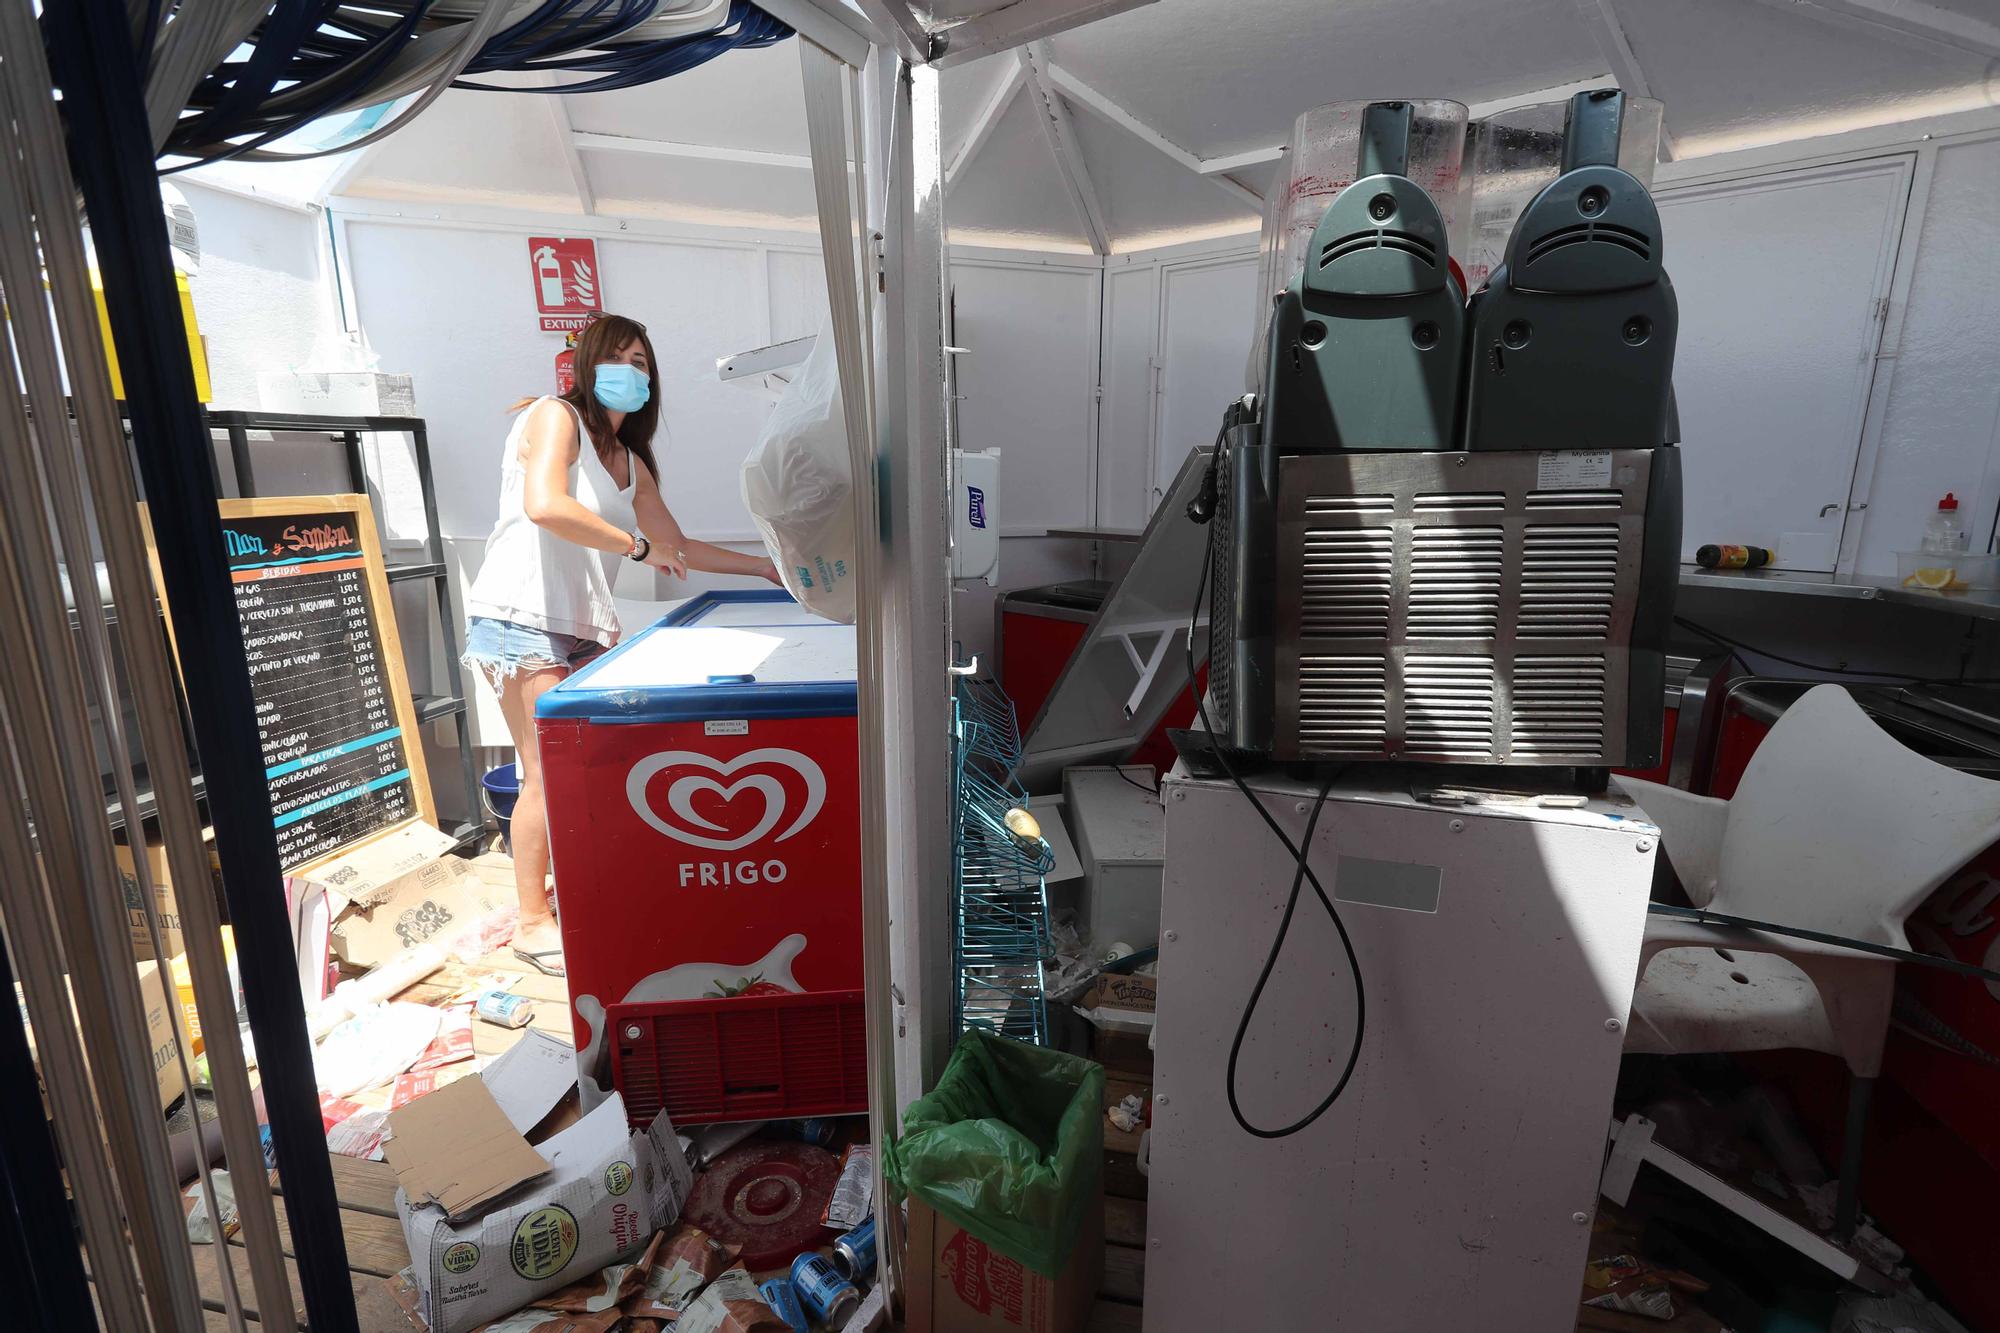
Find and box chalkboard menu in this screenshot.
[212,496,435,870]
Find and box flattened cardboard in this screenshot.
[386,1075,550,1219]
[397,1093,694,1333]
[329,849,510,969]
[483,1029,578,1136]
[304,820,457,911]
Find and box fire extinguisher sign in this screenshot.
[530,236,602,332]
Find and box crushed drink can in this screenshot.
[832,1213,876,1284]
[475,989,534,1028]
[779,1117,837,1147]
[790,1252,858,1325]
[759,1277,810,1333]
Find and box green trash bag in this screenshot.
[883,1030,1105,1279]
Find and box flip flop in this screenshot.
[513,946,566,979]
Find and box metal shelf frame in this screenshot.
[206,409,482,849]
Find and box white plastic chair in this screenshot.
[1615,684,2000,1238]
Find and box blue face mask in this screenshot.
[592,362,651,413]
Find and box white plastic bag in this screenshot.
[740,329,855,623]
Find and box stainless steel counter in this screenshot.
[1680,565,2000,623]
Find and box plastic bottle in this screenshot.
[1922,494,1961,554]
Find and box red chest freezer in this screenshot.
[537,592,865,1125]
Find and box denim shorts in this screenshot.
[463,616,607,688]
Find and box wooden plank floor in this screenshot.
[1093,1068,1151,1331]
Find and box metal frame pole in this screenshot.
[41,6,359,1328]
[0,916,100,1332]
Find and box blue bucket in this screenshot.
[481,763,521,849]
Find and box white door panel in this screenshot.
[1657,156,1910,571]
[1154,257,1259,501]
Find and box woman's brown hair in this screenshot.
[512,314,662,482]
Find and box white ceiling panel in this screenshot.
[564,40,809,154]
[1610,0,1992,155]
[946,88,1094,250]
[1043,0,1599,161]
[941,53,1021,164]
[339,90,582,212]
[587,151,822,230]
[1067,96,1259,250]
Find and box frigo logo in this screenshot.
[616,748,820,852]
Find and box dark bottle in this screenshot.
[1696,544,1772,570]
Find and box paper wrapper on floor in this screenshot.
[397,1094,694,1333]
[669,1267,790,1333]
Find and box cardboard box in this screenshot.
[905,1193,1103,1333]
[17,964,186,1114]
[137,959,187,1113]
[167,927,238,1057]
[1075,972,1156,1075]
[116,828,221,962]
[395,1088,692,1333]
[313,825,508,969]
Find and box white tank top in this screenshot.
[465,396,639,646]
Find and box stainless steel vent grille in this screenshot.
[1417,491,1504,511]
[1511,655,1608,755]
[1521,523,1618,638]
[1274,450,1654,765]
[1410,526,1502,638]
[1300,528,1393,637]
[1297,655,1388,752]
[1405,655,1496,757]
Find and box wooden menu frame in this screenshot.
[147,493,437,868]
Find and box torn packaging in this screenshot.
[398,1092,694,1333]
[674,1267,789,1333]
[624,1222,740,1320]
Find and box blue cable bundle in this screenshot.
[149,0,793,168]
[459,0,793,94]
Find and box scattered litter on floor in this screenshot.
[182,1169,237,1244]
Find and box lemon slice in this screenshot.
[1909,566,1961,590]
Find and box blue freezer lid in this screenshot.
[538,618,857,722]
[661,589,839,629]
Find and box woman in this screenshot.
[464,314,777,976]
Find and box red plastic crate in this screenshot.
[608,989,868,1128]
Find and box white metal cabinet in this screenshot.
[1655,155,1912,571]
[1062,765,1165,950]
[1145,774,1657,1329]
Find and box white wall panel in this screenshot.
[948,257,1102,533]
[1097,263,1160,531]
[1153,255,1259,498]
[1656,157,1910,570]
[1854,135,2000,572]
[178,183,330,410]
[342,218,786,542]
[767,249,830,343]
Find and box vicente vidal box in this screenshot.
[395,1091,692,1333]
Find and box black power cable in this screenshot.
[1184,542,1366,1138]
[1675,614,2000,687]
